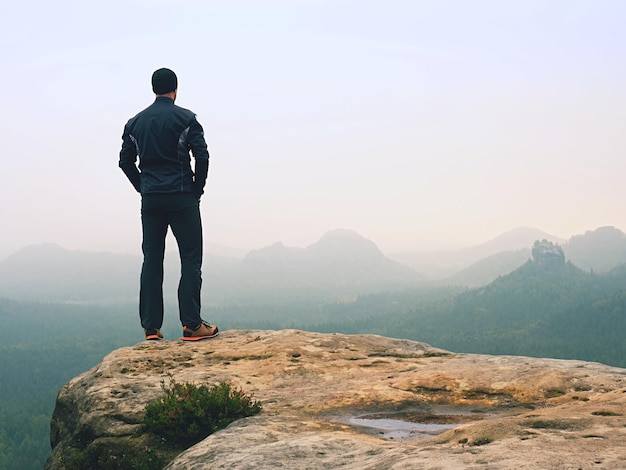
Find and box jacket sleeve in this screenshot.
[118,124,142,193]
[188,117,210,197]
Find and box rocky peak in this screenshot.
[532,239,566,267]
[46,330,626,469]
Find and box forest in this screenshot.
[309,260,626,367]
[0,300,141,470]
[1,255,626,469]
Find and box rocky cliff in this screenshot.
[46,330,626,469]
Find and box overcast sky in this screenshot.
[1,0,625,257]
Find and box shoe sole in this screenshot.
[145,335,162,340]
[182,331,219,341]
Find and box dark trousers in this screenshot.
[140,193,203,330]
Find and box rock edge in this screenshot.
[46,329,626,469]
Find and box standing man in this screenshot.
[119,68,219,341]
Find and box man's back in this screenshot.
[120,96,209,197]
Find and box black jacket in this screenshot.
[119,96,209,197]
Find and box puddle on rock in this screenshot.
[338,407,491,441]
[348,417,459,440]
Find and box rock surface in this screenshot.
[47,329,626,469]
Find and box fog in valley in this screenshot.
[2,2,626,468]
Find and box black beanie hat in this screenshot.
[152,68,178,94]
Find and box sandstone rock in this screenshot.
[532,239,566,267]
[46,329,626,469]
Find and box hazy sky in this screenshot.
[1,0,625,257]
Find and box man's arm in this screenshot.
[188,117,209,198]
[119,126,141,193]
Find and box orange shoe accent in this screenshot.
[182,323,219,341]
[145,328,163,340]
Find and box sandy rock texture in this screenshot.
[46,329,626,469]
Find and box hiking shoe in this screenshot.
[144,328,163,341]
[182,321,219,341]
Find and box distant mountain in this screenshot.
[445,248,531,287]
[239,229,424,294]
[0,230,423,303]
[4,226,625,303]
[388,227,564,279]
[472,226,564,254]
[563,226,626,272]
[307,229,421,287]
[391,226,626,284]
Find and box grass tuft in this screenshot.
[143,376,262,448]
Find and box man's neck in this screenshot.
[155,90,177,101]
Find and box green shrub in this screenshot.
[54,441,169,470]
[92,442,168,470]
[143,377,262,448]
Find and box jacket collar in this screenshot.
[154,96,174,104]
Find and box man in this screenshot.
[119,68,219,341]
